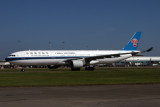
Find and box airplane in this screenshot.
[5,32,152,71]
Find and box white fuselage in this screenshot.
[6,50,138,66]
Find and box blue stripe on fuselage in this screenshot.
[5,56,88,61]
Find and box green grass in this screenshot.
[0,68,160,87]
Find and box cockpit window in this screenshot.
[9,54,16,57]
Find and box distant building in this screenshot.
[0,60,10,66]
[121,56,160,66]
[0,60,10,69]
[124,56,160,62]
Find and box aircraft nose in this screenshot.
[5,57,10,61]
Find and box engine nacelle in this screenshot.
[71,60,84,68]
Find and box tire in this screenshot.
[85,67,95,71]
[71,68,80,71]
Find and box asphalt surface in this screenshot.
[0,85,160,107]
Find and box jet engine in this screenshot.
[70,60,84,70]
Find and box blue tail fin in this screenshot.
[122,32,141,50]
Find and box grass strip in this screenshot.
[0,68,160,87]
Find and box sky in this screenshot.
[0,0,160,59]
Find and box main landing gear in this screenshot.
[71,67,81,71]
[71,66,95,71]
[85,66,95,71]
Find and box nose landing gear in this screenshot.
[21,68,25,72]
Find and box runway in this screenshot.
[0,84,160,107]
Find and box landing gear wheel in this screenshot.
[85,67,95,71]
[71,68,81,71]
[21,68,25,72]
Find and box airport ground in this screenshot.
[0,67,160,107]
[1,85,160,107]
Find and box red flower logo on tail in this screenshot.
[131,39,138,47]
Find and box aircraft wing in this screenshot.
[84,51,139,61]
[83,47,153,61]
[63,47,153,63]
[64,51,139,62]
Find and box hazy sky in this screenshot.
[0,0,160,59]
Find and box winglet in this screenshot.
[122,32,141,50]
[141,47,153,53]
